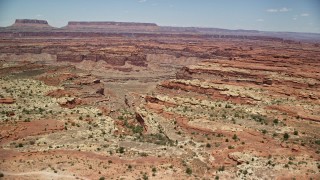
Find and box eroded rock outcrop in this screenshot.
[127,54,148,67]
[57,97,82,109]
[57,54,84,62]
[135,112,146,129]
[0,98,15,104]
[56,52,147,67]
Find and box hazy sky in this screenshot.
[0,0,319,33]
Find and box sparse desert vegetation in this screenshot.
[0,17,319,180]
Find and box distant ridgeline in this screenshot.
[0,19,318,42]
[67,21,158,27]
[65,21,160,32]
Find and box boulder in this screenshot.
[96,88,104,95]
[93,79,101,83]
[57,97,82,109]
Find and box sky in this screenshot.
[0,0,319,33]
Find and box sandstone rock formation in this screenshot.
[0,19,319,180]
[0,98,15,104]
[14,19,49,25]
[10,19,52,29]
[57,97,82,109]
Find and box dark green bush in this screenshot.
[283,133,289,140]
[186,167,192,175]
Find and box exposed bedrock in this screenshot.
[176,66,260,80]
[56,53,147,67]
[0,46,42,54]
[57,54,84,62]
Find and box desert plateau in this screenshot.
[0,11,320,180]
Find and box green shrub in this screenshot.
[283,133,289,140]
[152,167,156,173]
[132,125,143,134]
[143,174,148,180]
[118,147,125,154]
[218,166,225,171]
[251,114,266,123]
[232,134,238,141]
[186,167,192,175]
[225,104,232,108]
[140,152,148,157]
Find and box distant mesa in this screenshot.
[15,19,48,25]
[11,19,52,28]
